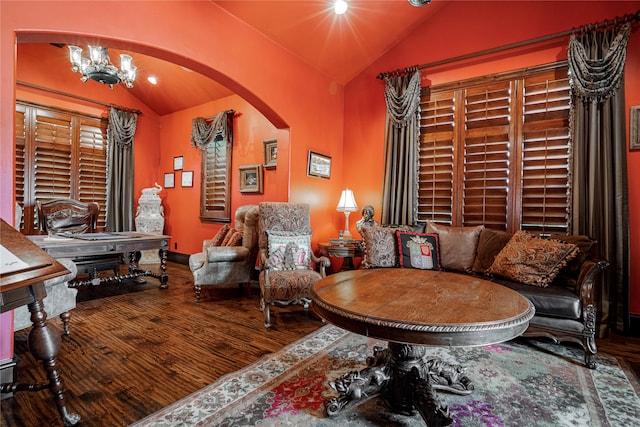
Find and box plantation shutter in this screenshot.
[462,82,513,230]
[15,104,27,230]
[520,70,571,234]
[200,137,232,222]
[418,89,455,224]
[78,117,109,230]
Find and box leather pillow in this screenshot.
[489,230,579,287]
[46,209,90,235]
[425,222,483,273]
[472,228,514,274]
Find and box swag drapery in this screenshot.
[106,107,138,232]
[191,111,233,149]
[568,23,631,335]
[380,69,422,225]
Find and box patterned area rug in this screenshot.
[132,325,640,426]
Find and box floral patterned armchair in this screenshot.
[258,202,330,328]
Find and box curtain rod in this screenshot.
[377,9,640,80]
[204,110,235,120]
[16,80,143,115]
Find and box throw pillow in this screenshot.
[220,227,237,246]
[396,231,441,270]
[210,224,231,247]
[46,209,91,235]
[360,225,411,268]
[471,228,514,274]
[224,230,244,246]
[425,222,483,273]
[266,230,312,270]
[488,230,580,287]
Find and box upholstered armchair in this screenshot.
[13,259,78,335]
[189,205,260,302]
[258,202,330,328]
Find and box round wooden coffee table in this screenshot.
[311,268,535,426]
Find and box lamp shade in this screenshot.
[336,189,358,212]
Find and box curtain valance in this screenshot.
[191,111,233,149]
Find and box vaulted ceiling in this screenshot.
[18,1,440,116]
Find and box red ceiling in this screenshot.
[17,1,439,116]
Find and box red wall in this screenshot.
[344,1,640,315]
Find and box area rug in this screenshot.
[132,325,640,427]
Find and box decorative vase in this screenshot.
[135,183,164,264]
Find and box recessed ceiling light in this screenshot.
[147,76,158,85]
[334,0,348,15]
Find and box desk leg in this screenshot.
[27,299,80,426]
[158,248,168,289]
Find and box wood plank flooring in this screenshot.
[2,261,640,426]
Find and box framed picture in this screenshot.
[307,150,331,179]
[239,164,263,193]
[181,170,193,187]
[631,106,640,150]
[173,156,184,170]
[164,172,175,188]
[263,138,277,169]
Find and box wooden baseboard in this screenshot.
[167,251,190,265]
[630,314,640,337]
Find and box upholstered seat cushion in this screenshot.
[492,276,581,319]
[259,269,322,301]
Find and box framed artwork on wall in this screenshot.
[263,138,277,169]
[631,106,640,150]
[307,150,331,179]
[239,164,263,193]
[173,156,184,170]
[181,171,193,187]
[164,172,175,188]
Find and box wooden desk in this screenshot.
[0,219,80,426]
[28,232,170,289]
[311,268,535,425]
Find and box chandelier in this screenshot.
[68,45,137,88]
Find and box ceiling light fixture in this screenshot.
[68,45,137,88]
[408,0,431,6]
[334,0,348,15]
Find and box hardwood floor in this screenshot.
[2,261,640,426]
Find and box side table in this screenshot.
[318,241,363,272]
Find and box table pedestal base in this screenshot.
[326,343,473,426]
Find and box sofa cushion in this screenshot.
[267,231,311,270]
[46,209,91,235]
[221,227,237,246]
[426,222,483,273]
[472,228,514,274]
[361,225,417,268]
[492,276,581,319]
[547,234,595,275]
[489,230,579,287]
[224,230,244,246]
[396,231,441,270]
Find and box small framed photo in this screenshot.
[631,106,640,150]
[263,138,277,169]
[307,150,331,179]
[239,164,263,194]
[181,170,193,187]
[173,156,184,170]
[164,172,175,189]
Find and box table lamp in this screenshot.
[336,188,358,239]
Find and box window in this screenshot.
[199,113,233,223]
[15,101,108,234]
[418,63,571,234]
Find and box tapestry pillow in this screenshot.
[221,227,237,246]
[360,225,413,268]
[488,230,580,287]
[396,231,441,270]
[425,222,483,273]
[546,234,595,275]
[471,228,514,274]
[224,230,244,247]
[267,230,312,270]
[210,224,231,247]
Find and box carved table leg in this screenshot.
[325,342,473,426]
[27,299,80,426]
[158,248,168,289]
